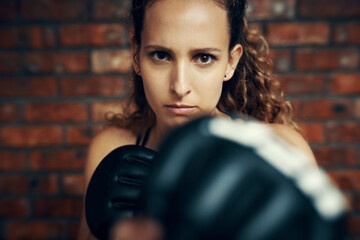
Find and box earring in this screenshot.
[225,75,227,78]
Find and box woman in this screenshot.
[78,0,316,239]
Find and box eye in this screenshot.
[195,54,216,65]
[151,51,170,62]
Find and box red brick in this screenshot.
[0,2,16,21]
[313,147,356,167]
[246,0,295,20]
[330,74,360,95]
[59,24,125,47]
[66,125,102,146]
[91,101,125,122]
[91,50,132,73]
[21,0,87,21]
[290,99,300,117]
[0,103,18,122]
[70,222,80,240]
[348,215,360,235]
[278,74,324,94]
[248,23,263,34]
[0,176,30,195]
[30,27,55,49]
[34,197,82,217]
[62,174,84,195]
[354,194,360,211]
[25,102,88,123]
[0,27,16,47]
[267,23,329,46]
[293,99,352,120]
[92,0,131,20]
[5,221,66,240]
[297,122,325,143]
[299,0,360,19]
[0,26,55,49]
[1,126,62,147]
[0,77,57,98]
[0,151,27,171]
[356,98,360,119]
[340,193,353,212]
[334,23,360,45]
[30,149,86,171]
[0,52,20,74]
[24,52,89,74]
[60,76,124,97]
[327,170,360,191]
[0,199,30,218]
[326,122,360,143]
[269,49,292,72]
[295,49,358,71]
[31,174,59,195]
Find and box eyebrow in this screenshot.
[144,45,223,55]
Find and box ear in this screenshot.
[224,44,243,81]
[129,26,141,76]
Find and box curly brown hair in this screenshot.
[107,0,298,134]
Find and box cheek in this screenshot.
[140,66,168,105]
[196,71,225,98]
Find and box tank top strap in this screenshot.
[135,133,141,146]
[135,127,152,147]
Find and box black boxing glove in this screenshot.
[85,145,157,240]
[140,117,347,240]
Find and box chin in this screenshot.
[170,117,192,127]
[163,115,194,130]
[158,110,213,130]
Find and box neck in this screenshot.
[145,121,172,151]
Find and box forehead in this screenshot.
[142,0,229,49]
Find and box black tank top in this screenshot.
[135,127,151,147]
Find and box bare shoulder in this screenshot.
[269,124,317,165]
[89,126,136,157]
[84,127,137,189]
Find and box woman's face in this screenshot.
[135,0,242,129]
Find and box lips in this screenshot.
[165,104,196,115]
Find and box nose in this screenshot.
[170,61,191,98]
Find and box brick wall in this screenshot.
[0,0,359,239]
